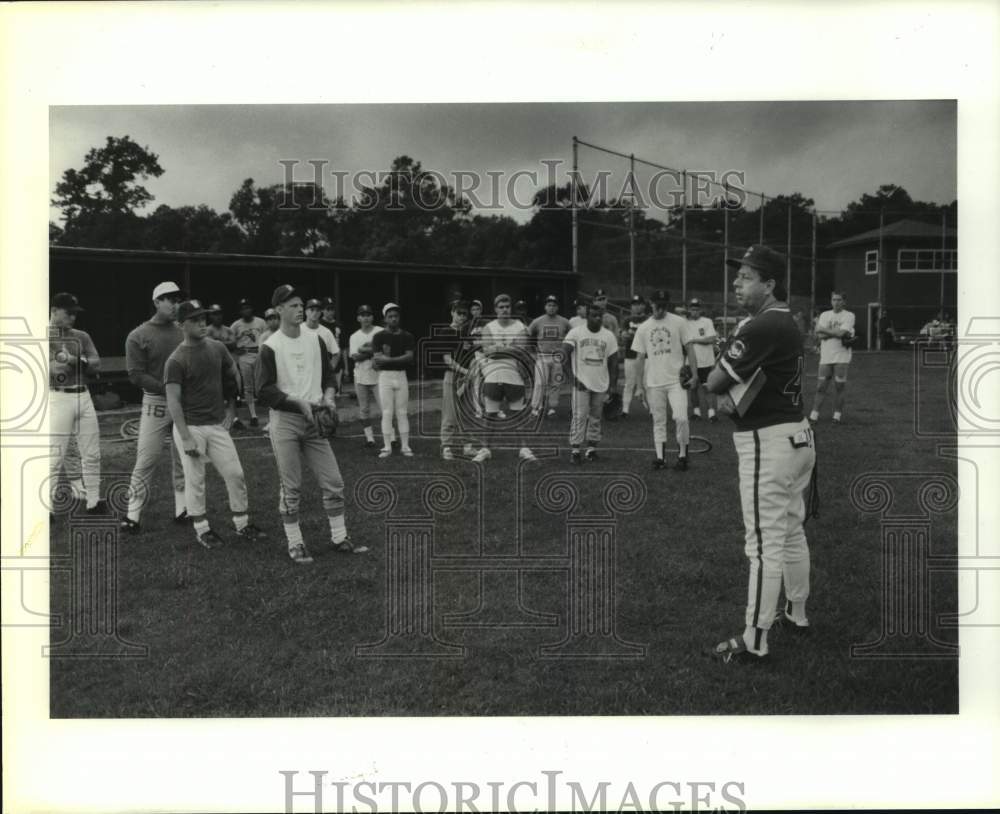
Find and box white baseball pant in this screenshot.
[622,357,645,413]
[645,384,690,450]
[49,389,101,507]
[531,352,564,411]
[569,387,605,446]
[378,370,409,444]
[172,423,249,519]
[126,394,186,521]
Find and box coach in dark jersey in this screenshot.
[705,244,816,664]
[165,300,266,549]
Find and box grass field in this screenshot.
[49,351,958,716]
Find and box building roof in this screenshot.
[828,218,957,249]
[49,245,578,278]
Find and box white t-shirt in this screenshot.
[817,308,856,365]
[480,319,531,385]
[263,329,324,402]
[632,313,692,388]
[349,327,379,386]
[564,325,619,393]
[568,315,587,330]
[302,323,337,358]
[687,316,718,368]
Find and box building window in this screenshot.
[865,249,878,275]
[898,248,958,273]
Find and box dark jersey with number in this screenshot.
[372,329,416,371]
[718,306,804,431]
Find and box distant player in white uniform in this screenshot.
[809,291,855,424]
[165,300,266,549]
[592,288,620,337]
[121,281,187,532]
[348,303,380,449]
[303,298,339,378]
[562,303,619,463]
[467,299,487,419]
[230,297,267,429]
[372,303,416,458]
[686,298,719,422]
[473,293,537,463]
[568,299,588,329]
[632,289,700,471]
[619,294,648,419]
[48,292,104,513]
[528,294,571,417]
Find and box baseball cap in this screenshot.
[382,302,401,316]
[264,308,279,319]
[652,289,671,304]
[594,288,608,298]
[545,295,559,305]
[305,298,323,309]
[494,293,511,306]
[471,299,483,309]
[152,281,181,301]
[271,284,298,307]
[356,304,374,316]
[51,292,83,312]
[451,299,470,312]
[688,298,702,307]
[321,297,335,308]
[176,300,207,322]
[238,297,253,308]
[208,303,223,313]
[726,244,785,280]
[630,294,644,305]
[514,300,526,309]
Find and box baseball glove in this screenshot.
[679,364,695,389]
[312,403,339,438]
[603,391,622,420]
[840,333,857,349]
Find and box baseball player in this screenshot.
[619,294,648,419]
[348,304,380,449]
[705,244,815,663]
[320,297,345,394]
[303,298,339,372]
[513,299,529,326]
[165,300,266,548]
[686,298,719,422]
[562,302,619,463]
[256,284,367,564]
[632,289,700,471]
[440,299,483,460]
[48,292,104,513]
[467,299,487,419]
[230,297,267,429]
[120,281,187,532]
[568,299,588,329]
[260,308,280,344]
[592,288,621,336]
[372,303,416,458]
[528,294,571,417]
[809,291,856,424]
[206,304,237,353]
[473,293,537,463]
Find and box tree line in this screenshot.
[50,136,957,296]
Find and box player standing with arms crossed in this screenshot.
[49,292,104,513]
[705,245,815,663]
[348,304,381,449]
[562,302,619,463]
[257,284,367,564]
[165,300,266,549]
[808,291,855,424]
[230,297,266,430]
[319,298,345,396]
[619,294,648,419]
[121,281,186,532]
[206,304,237,353]
[474,293,537,463]
[632,290,700,471]
[439,299,483,460]
[686,298,719,422]
[373,303,416,458]
[528,295,571,418]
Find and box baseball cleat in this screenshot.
[710,636,769,665]
[231,419,246,431]
[530,408,541,418]
[691,412,702,421]
[518,447,537,462]
[249,417,260,428]
[570,449,582,465]
[85,500,109,515]
[441,447,455,461]
[378,447,392,459]
[119,518,141,533]
[546,408,557,417]
[196,529,224,550]
[173,510,190,524]
[673,456,689,471]
[401,447,415,457]
[235,523,267,541]
[332,536,369,554]
[709,413,718,423]
[288,543,314,565]
[584,447,598,462]
[652,458,665,471]
[619,412,628,421]
[472,447,492,463]
[777,601,811,632]
[497,411,507,419]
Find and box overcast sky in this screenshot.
[49,101,956,225]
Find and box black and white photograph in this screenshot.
[3,3,999,813]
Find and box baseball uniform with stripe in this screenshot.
[528,313,571,412]
[230,315,267,418]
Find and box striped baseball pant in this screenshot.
[733,420,815,631]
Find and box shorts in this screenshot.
[817,363,849,381]
[697,366,712,385]
[482,381,526,412]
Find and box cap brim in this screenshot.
[182,310,208,321]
